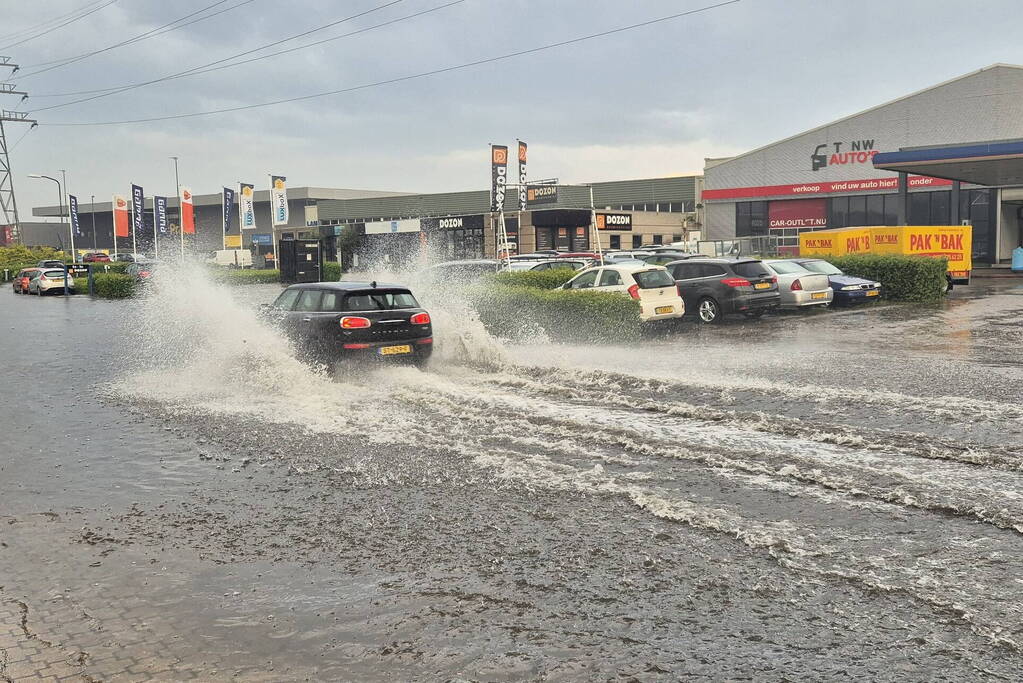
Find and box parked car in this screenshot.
[636,251,693,266]
[266,281,433,366]
[82,252,111,263]
[763,260,833,308]
[28,269,75,295]
[126,262,159,283]
[208,249,253,268]
[509,251,559,260]
[11,267,41,294]
[665,258,780,323]
[36,259,66,269]
[111,253,147,263]
[526,259,590,271]
[555,252,601,260]
[421,259,500,282]
[788,259,882,305]
[560,264,685,322]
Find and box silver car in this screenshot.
[28,268,75,295]
[763,260,832,308]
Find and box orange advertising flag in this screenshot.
[180,187,195,234]
[112,194,130,238]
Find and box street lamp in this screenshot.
[27,173,71,297]
[170,156,182,259]
[90,194,97,250]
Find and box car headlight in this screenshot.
[873,282,881,288]
[840,285,860,291]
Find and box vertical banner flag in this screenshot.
[113,194,130,237]
[222,187,235,234]
[271,175,288,226]
[131,184,144,238]
[239,183,256,230]
[68,194,82,236]
[490,145,508,212]
[155,196,168,235]
[180,187,195,234]
[517,141,527,211]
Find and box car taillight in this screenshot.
[790,278,803,291]
[677,284,683,297]
[140,271,151,278]
[627,284,640,299]
[415,337,433,345]
[342,343,371,349]
[409,312,431,325]
[339,316,371,329]
[770,276,777,284]
[721,277,751,288]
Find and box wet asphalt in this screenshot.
[1,275,1022,681]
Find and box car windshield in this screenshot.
[801,260,843,275]
[768,261,810,275]
[342,291,419,311]
[633,269,675,288]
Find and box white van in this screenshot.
[209,249,253,268]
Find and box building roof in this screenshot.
[708,64,1023,171]
[872,138,1023,186]
[32,186,409,217]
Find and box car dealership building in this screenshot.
[702,64,1023,267]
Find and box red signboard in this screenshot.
[0,225,12,246]
[768,199,827,229]
[703,175,953,201]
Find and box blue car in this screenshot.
[789,259,881,304]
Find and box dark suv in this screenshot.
[267,282,433,365]
[666,258,780,323]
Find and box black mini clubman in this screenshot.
[266,281,433,365]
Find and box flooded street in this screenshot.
[3,275,1023,681]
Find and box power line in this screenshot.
[32,0,460,108]
[45,0,742,127]
[0,0,119,52]
[30,0,409,104]
[20,0,255,77]
[0,0,111,43]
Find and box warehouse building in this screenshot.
[702,64,1023,267]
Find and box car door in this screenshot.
[595,268,628,294]
[267,287,302,337]
[669,262,704,310]
[290,289,324,343]
[564,269,598,290]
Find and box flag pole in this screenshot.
[223,188,228,251]
[112,196,118,259]
[172,157,183,260]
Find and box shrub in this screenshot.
[92,273,135,298]
[826,254,948,303]
[491,269,578,290]
[322,261,341,281]
[0,245,68,270]
[216,268,281,284]
[469,284,643,342]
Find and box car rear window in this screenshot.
[43,270,66,278]
[732,261,771,278]
[767,261,808,275]
[341,291,419,311]
[633,269,675,288]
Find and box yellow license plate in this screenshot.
[866,290,879,296]
[754,282,771,290]
[655,306,674,315]
[811,292,828,300]
[379,345,412,355]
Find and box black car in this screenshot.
[36,259,66,269]
[636,251,693,266]
[666,258,780,323]
[267,282,433,365]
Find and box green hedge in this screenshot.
[322,261,341,281]
[214,268,281,284]
[827,254,948,303]
[92,273,135,298]
[491,269,577,290]
[470,284,643,342]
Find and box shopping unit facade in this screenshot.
[702,64,1023,266]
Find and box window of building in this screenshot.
[848,195,867,225]
[736,201,768,237]
[829,196,849,228]
[930,191,950,225]
[883,194,899,225]
[632,234,642,248]
[909,192,930,224]
[866,194,884,225]
[672,234,683,243]
[609,234,621,249]
[652,234,663,245]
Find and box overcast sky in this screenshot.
[2,0,1022,218]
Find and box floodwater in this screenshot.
[2,267,1023,681]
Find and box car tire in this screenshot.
[696,297,721,324]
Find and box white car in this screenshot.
[561,264,685,322]
[208,249,253,268]
[28,268,75,295]
[763,259,833,308]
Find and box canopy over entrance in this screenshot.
[873,139,1023,186]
